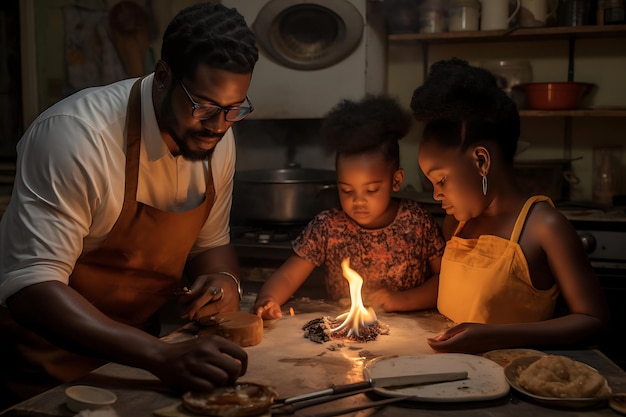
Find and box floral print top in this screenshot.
[293,199,445,300]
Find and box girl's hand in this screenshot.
[254,297,283,320]
[427,322,494,353]
[364,288,396,312]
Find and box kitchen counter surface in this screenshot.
[2,298,625,417]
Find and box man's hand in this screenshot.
[180,273,240,320]
[151,334,247,393]
[6,281,247,393]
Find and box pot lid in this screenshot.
[235,168,337,183]
[253,0,364,70]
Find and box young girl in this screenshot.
[254,95,445,319]
[412,58,609,353]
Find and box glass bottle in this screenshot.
[559,0,593,26]
[592,146,621,206]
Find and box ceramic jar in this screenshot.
[519,0,559,27]
[449,0,481,31]
[480,0,521,30]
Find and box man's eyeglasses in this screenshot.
[177,78,254,122]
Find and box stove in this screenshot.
[230,225,302,261]
[229,224,327,298]
[559,205,626,370]
[238,228,298,244]
[559,206,626,268]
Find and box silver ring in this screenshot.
[210,287,224,302]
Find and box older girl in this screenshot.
[413,58,609,353]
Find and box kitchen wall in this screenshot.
[12,0,626,203]
[16,0,352,175]
[387,37,626,202]
[232,34,626,204]
[19,0,202,128]
[231,119,335,172]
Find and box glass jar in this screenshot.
[478,60,533,93]
[559,0,594,26]
[419,0,447,33]
[385,0,421,34]
[602,0,626,24]
[592,146,622,206]
[477,60,533,109]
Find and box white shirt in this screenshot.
[0,74,235,305]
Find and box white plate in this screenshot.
[504,355,612,408]
[363,354,509,402]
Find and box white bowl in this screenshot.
[65,385,117,412]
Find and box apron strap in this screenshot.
[123,78,143,204]
[509,195,554,243]
[452,220,465,237]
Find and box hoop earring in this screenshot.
[482,175,488,196]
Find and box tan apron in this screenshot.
[0,78,216,403]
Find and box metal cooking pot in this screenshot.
[231,168,339,225]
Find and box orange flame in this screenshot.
[331,258,377,337]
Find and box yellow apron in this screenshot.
[437,195,559,324]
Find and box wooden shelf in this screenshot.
[390,24,626,163]
[389,25,626,43]
[390,25,626,119]
[519,109,626,117]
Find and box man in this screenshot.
[0,2,258,407]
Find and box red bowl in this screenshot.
[519,82,595,110]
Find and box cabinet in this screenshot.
[388,25,626,200]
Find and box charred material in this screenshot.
[302,316,389,344]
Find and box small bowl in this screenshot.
[517,81,595,110]
[65,385,117,412]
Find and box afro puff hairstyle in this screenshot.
[410,58,520,163]
[321,94,413,170]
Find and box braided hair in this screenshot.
[321,95,413,171]
[410,58,520,163]
[161,2,258,80]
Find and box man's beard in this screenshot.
[160,91,221,161]
[170,130,220,161]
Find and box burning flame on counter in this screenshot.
[330,258,377,337]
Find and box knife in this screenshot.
[282,371,468,404]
